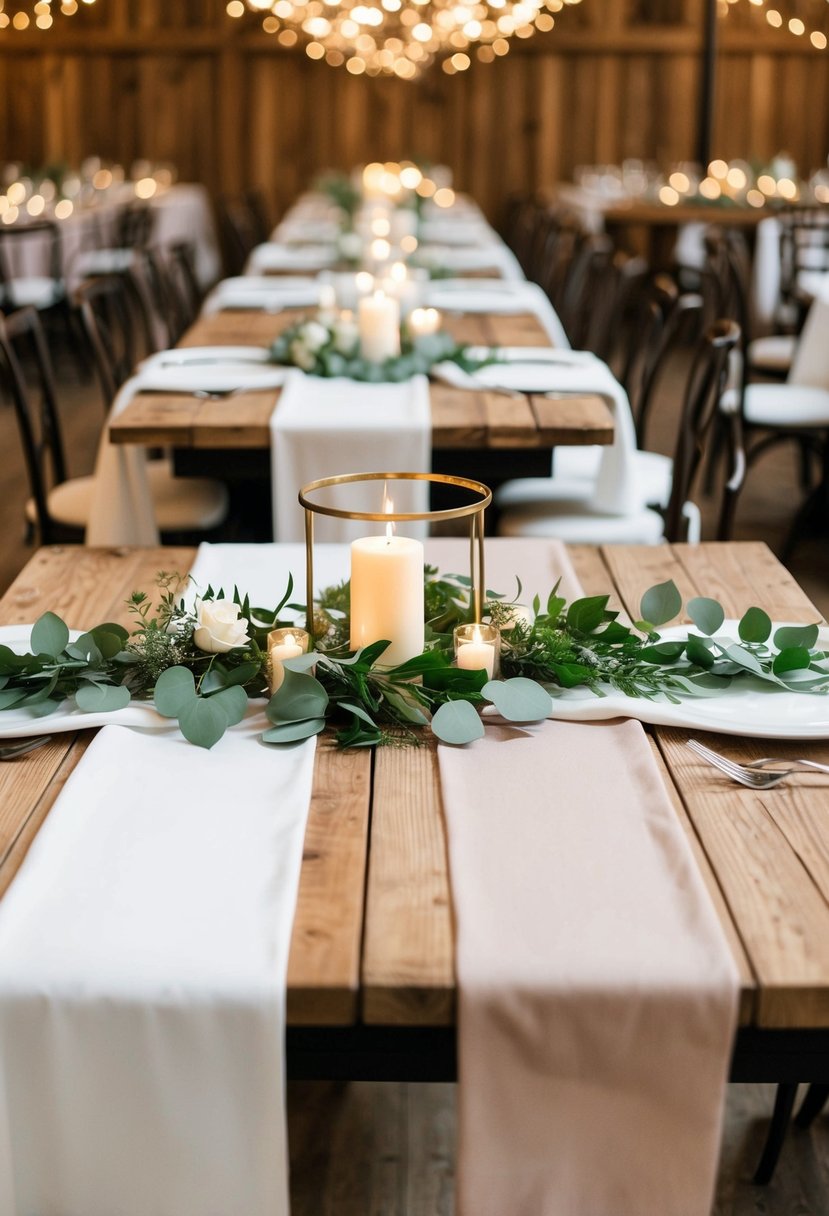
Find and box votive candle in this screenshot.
[454,623,500,679]
[268,627,310,695]
[408,307,441,338]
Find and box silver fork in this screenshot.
[686,738,829,789]
[0,736,53,761]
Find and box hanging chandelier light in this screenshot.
[0,0,97,30]
[227,0,581,78]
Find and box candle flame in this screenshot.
[472,624,483,644]
[283,632,296,646]
[383,485,395,540]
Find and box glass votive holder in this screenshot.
[454,623,500,680]
[268,627,311,695]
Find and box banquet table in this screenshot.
[2,538,829,1087]
[107,307,615,482]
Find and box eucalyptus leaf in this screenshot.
[88,626,129,659]
[687,596,725,636]
[262,718,326,744]
[0,687,32,710]
[431,699,485,745]
[31,612,70,658]
[773,623,820,651]
[382,687,430,726]
[739,606,772,644]
[282,652,320,674]
[686,634,715,669]
[481,677,552,722]
[772,647,812,676]
[640,581,682,628]
[268,668,329,723]
[75,683,131,713]
[154,666,197,717]
[208,685,248,727]
[336,701,379,729]
[566,595,610,634]
[178,697,230,749]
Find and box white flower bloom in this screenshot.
[301,320,330,353]
[332,317,359,355]
[193,598,250,654]
[338,232,362,261]
[289,339,316,371]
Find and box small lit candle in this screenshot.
[358,290,401,363]
[454,623,500,679]
[370,237,392,273]
[318,283,336,321]
[350,509,424,667]
[408,306,441,338]
[268,627,310,695]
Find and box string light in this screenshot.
[0,0,97,31]
[227,0,580,77]
[723,0,829,49]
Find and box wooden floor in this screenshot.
[3,336,829,1213]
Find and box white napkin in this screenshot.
[0,702,315,1216]
[433,350,641,515]
[139,345,272,371]
[417,243,525,281]
[136,364,287,394]
[202,275,322,316]
[271,370,431,542]
[245,242,335,274]
[425,281,571,349]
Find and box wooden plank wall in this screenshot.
[1,0,827,226]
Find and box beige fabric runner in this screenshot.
[438,539,738,1216]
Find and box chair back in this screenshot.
[662,318,741,543]
[168,241,203,333]
[780,209,829,302]
[217,196,260,276]
[0,220,64,310]
[630,276,702,448]
[73,275,143,406]
[788,294,829,388]
[0,307,70,542]
[115,202,156,251]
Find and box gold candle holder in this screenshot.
[454,623,500,680]
[298,472,492,644]
[268,627,311,695]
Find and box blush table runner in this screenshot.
[436,537,739,1216]
[0,547,318,1216]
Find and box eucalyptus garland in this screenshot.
[0,570,825,750]
[268,317,492,383]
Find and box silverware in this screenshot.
[192,387,250,400]
[686,738,829,789]
[0,736,53,760]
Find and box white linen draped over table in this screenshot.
[0,702,316,1216]
[438,537,739,1216]
[434,350,641,515]
[271,370,431,542]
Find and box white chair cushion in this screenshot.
[747,335,796,374]
[1,277,64,310]
[743,384,829,428]
[498,497,666,545]
[497,449,673,511]
[27,461,228,534]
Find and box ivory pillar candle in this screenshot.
[350,534,424,666]
[358,290,401,362]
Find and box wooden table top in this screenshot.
[108,308,614,452]
[2,541,829,1034]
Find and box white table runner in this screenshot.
[0,634,316,1216]
[270,370,431,542]
[439,538,739,1216]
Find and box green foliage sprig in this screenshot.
[268,316,494,383]
[0,572,825,751]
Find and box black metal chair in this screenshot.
[0,219,66,315]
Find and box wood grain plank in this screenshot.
[363,743,454,1026]
[530,393,614,446]
[287,738,371,1026]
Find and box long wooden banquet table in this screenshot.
[2,539,829,1087]
[107,308,615,487]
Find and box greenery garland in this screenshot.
[0,570,826,750]
[268,316,493,383]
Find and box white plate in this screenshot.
[139,346,271,371]
[0,626,170,738]
[542,621,829,739]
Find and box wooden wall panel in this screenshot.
[1,0,827,227]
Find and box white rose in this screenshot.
[338,232,362,261]
[301,320,330,353]
[193,598,250,653]
[289,339,316,371]
[332,317,359,355]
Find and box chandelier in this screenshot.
[0,0,96,29]
[227,0,581,78]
